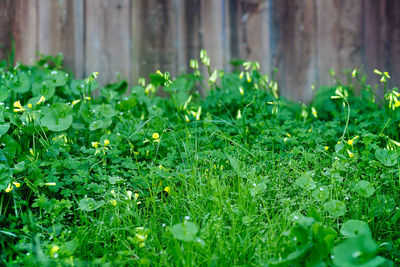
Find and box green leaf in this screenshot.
[312,186,329,202]
[70,79,85,95]
[335,142,345,152]
[41,112,73,132]
[78,198,98,212]
[225,153,241,174]
[332,235,387,267]
[355,181,375,198]
[375,148,397,167]
[0,123,10,137]
[100,104,117,118]
[170,221,198,242]
[295,170,316,190]
[0,85,10,101]
[341,220,372,238]
[13,72,31,93]
[32,81,55,99]
[89,120,104,131]
[324,200,346,217]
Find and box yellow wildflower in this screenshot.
[50,245,59,254]
[196,107,201,121]
[28,103,32,108]
[164,186,171,194]
[152,133,160,139]
[347,150,354,158]
[324,146,329,151]
[91,141,100,148]
[239,86,244,96]
[103,139,110,146]
[45,182,56,186]
[85,96,91,100]
[286,133,291,138]
[13,100,25,112]
[72,99,81,106]
[185,115,190,122]
[110,199,117,206]
[5,183,13,193]
[311,107,318,118]
[237,109,242,119]
[36,96,46,105]
[13,182,21,188]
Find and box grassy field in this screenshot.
[0,52,399,266]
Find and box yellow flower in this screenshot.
[13,182,21,188]
[110,199,117,206]
[196,107,202,121]
[164,186,171,194]
[5,183,13,193]
[135,233,147,242]
[286,133,291,138]
[91,141,100,148]
[28,103,32,108]
[134,193,139,201]
[239,86,244,95]
[324,146,329,151]
[239,72,244,79]
[347,149,354,158]
[93,72,99,79]
[50,245,59,254]
[72,99,81,106]
[185,115,190,122]
[103,139,110,146]
[237,109,242,119]
[13,100,25,112]
[85,96,91,100]
[311,107,318,118]
[152,133,160,140]
[45,182,56,186]
[36,96,46,105]
[283,137,288,143]
[347,139,354,146]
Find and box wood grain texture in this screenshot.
[317,0,363,87]
[38,0,84,77]
[12,0,38,65]
[270,0,317,101]
[86,0,130,85]
[0,0,15,61]
[132,0,178,84]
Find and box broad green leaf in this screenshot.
[355,180,375,197]
[375,148,397,167]
[0,123,10,137]
[41,112,73,132]
[78,198,97,212]
[89,120,104,131]
[312,186,329,202]
[295,171,316,190]
[170,221,198,242]
[13,72,31,93]
[332,235,387,267]
[340,220,371,238]
[32,81,55,99]
[0,85,10,101]
[324,200,346,217]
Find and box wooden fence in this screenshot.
[0,0,399,102]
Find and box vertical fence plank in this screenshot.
[364,0,400,91]
[132,0,178,85]
[38,0,84,77]
[13,0,38,65]
[86,0,130,85]
[270,0,317,101]
[201,0,225,71]
[317,0,363,87]
[0,0,15,61]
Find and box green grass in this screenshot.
[0,52,399,266]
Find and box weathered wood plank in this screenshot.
[364,0,400,91]
[38,0,84,77]
[270,0,317,102]
[132,0,178,84]
[86,0,130,85]
[12,0,38,65]
[317,0,363,87]
[0,0,16,61]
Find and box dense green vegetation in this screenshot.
[0,51,399,266]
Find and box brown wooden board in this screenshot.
[86,0,130,85]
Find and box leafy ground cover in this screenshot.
[0,52,399,266]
